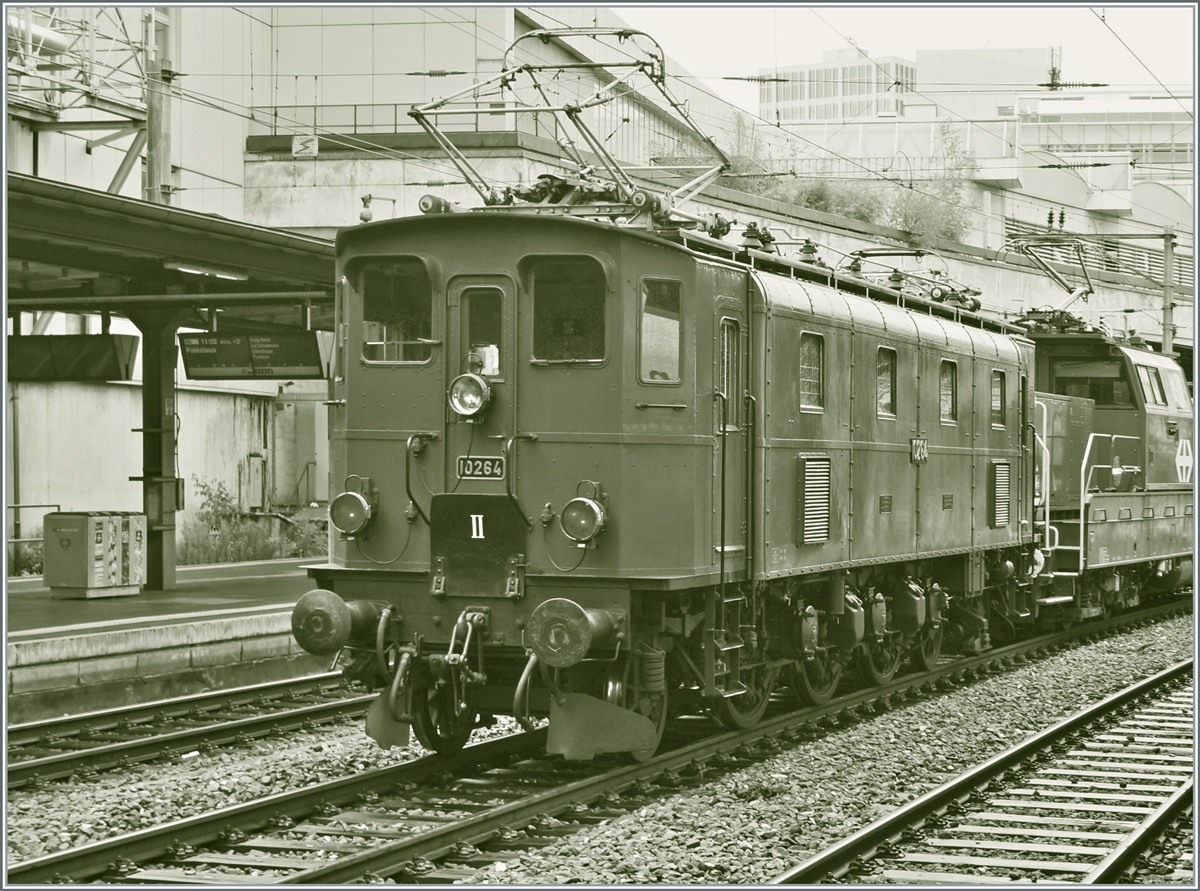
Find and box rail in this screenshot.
[1031,402,1054,558]
[6,502,61,541]
[771,658,1194,884]
[8,600,1188,884]
[6,503,60,576]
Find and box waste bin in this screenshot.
[43,512,146,599]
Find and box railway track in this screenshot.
[771,659,1194,885]
[7,673,373,788]
[8,599,1188,884]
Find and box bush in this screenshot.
[9,526,44,577]
[177,477,327,565]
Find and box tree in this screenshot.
[883,121,977,244]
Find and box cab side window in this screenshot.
[1136,365,1168,406]
[799,332,825,410]
[991,370,1006,426]
[530,257,606,362]
[1162,366,1192,410]
[877,347,896,417]
[939,360,958,423]
[639,279,681,383]
[361,259,433,363]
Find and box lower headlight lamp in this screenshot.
[560,497,607,543]
[330,491,373,536]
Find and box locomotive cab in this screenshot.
[1027,321,1193,617]
[294,213,759,759]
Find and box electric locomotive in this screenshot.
[289,28,1193,761]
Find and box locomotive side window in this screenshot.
[361,259,434,363]
[1161,365,1191,410]
[639,279,681,383]
[991,370,1006,426]
[465,288,503,376]
[530,257,605,362]
[799,332,824,410]
[939,360,958,422]
[876,347,896,417]
[719,318,740,427]
[1136,365,1168,406]
[1052,359,1134,406]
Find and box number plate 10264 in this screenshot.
[457,456,506,480]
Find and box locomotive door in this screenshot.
[444,276,515,489]
[713,305,748,570]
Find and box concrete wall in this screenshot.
[6,380,277,538]
[6,612,333,723]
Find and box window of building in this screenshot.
[877,347,896,417]
[1052,359,1134,406]
[530,257,606,362]
[1136,365,1168,406]
[361,258,433,363]
[800,332,825,410]
[639,279,681,383]
[939,360,957,422]
[991,370,1006,426]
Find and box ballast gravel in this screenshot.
[5,615,1193,882]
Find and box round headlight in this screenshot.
[560,497,607,542]
[330,491,373,535]
[449,373,492,417]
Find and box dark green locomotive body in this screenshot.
[293,211,1192,759]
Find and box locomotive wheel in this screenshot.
[855,635,904,686]
[410,676,476,755]
[786,653,844,707]
[605,660,668,762]
[909,625,943,673]
[715,665,778,729]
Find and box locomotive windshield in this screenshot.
[1052,358,1134,406]
[360,258,434,363]
[529,257,606,362]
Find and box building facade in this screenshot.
[758,48,916,123]
[6,8,1194,558]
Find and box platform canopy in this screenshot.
[6,172,335,331]
[6,172,339,591]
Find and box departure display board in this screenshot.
[7,334,139,382]
[179,332,331,380]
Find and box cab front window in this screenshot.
[1053,359,1134,406]
[361,258,434,363]
[530,257,606,363]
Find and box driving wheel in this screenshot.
[715,664,778,729]
[787,651,844,707]
[910,624,943,672]
[410,675,476,755]
[605,657,669,762]
[855,634,905,686]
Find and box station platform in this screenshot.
[6,559,333,724]
[7,557,313,638]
